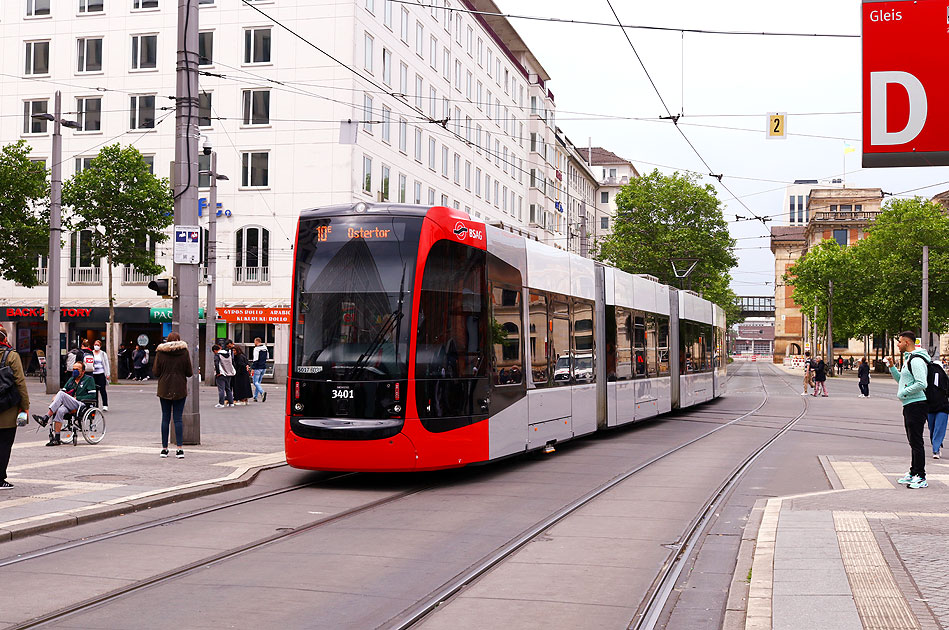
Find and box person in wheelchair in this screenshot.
[33,361,97,446]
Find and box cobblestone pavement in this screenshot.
[883,519,949,628]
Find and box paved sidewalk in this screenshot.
[742,456,949,630]
[0,378,287,540]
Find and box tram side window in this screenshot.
[605,306,617,381]
[657,316,670,375]
[572,299,594,383]
[703,324,714,371]
[550,297,570,386]
[633,311,646,378]
[680,322,694,375]
[614,306,632,381]
[645,313,658,377]
[528,292,548,385]
[491,285,523,385]
[415,239,487,418]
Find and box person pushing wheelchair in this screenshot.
[33,361,97,446]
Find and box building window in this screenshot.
[79,0,105,13]
[198,92,212,127]
[414,127,422,162]
[76,97,101,132]
[384,0,393,29]
[475,167,481,196]
[198,153,211,188]
[25,41,50,75]
[70,230,97,274]
[129,95,156,129]
[399,118,407,153]
[399,62,408,96]
[441,145,449,177]
[430,36,437,69]
[428,188,435,205]
[601,217,609,230]
[381,106,391,143]
[428,137,436,170]
[242,89,270,125]
[381,165,390,200]
[235,226,270,284]
[833,229,848,247]
[241,152,269,188]
[363,94,373,133]
[465,161,471,190]
[399,173,406,202]
[797,195,804,223]
[23,100,48,134]
[416,22,424,56]
[600,191,608,204]
[414,180,422,204]
[77,37,103,73]
[401,7,410,42]
[365,0,374,14]
[75,156,94,174]
[27,0,51,16]
[362,155,372,193]
[453,153,460,184]
[415,75,423,110]
[131,34,158,70]
[244,28,272,64]
[788,196,795,223]
[133,0,159,8]
[198,31,214,66]
[364,33,374,73]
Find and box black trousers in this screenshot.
[0,426,16,483]
[859,383,869,396]
[93,373,108,406]
[904,401,928,479]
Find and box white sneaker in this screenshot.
[102,406,108,411]
[935,452,941,459]
[214,403,225,408]
[800,392,809,396]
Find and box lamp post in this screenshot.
[199,149,228,385]
[33,91,80,394]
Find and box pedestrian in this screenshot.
[90,339,110,411]
[886,331,931,489]
[231,344,252,405]
[836,356,844,375]
[858,357,870,398]
[117,343,130,379]
[801,351,814,396]
[80,339,95,374]
[921,355,949,460]
[0,326,30,489]
[251,337,268,402]
[213,343,235,408]
[849,357,855,370]
[152,332,192,459]
[814,356,828,396]
[132,344,148,381]
[34,361,97,446]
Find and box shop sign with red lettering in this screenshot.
[862,0,949,167]
[217,308,291,324]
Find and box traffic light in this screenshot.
[147,277,175,299]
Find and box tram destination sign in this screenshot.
[862,0,949,167]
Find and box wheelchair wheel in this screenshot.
[81,407,106,444]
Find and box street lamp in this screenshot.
[198,144,228,385]
[36,91,80,394]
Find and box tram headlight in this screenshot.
[293,402,304,412]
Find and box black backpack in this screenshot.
[908,355,949,412]
[0,347,23,413]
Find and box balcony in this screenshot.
[33,267,48,285]
[235,266,270,284]
[123,266,155,285]
[69,266,101,285]
[812,210,880,222]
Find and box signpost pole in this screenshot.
[46,91,63,395]
[204,151,218,386]
[173,0,200,445]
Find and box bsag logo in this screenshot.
[453,222,469,239]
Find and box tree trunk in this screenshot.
[108,257,117,384]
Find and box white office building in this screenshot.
[0,0,621,379]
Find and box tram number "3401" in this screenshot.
[332,388,355,400]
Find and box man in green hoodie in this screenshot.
[886,331,931,489]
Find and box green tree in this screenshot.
[62,144,173,382]
[0,140,49,287]
[595,169,739,318]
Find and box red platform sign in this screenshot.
[862,0,949,167]
[217,308,290,324]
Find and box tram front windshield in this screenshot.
[293,216,421,381]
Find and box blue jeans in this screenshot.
[928,411,948,455]
[252,368,265,399]
[160,397,186,449]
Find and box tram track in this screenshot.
[382,362,795,630]
[3,361,786,630]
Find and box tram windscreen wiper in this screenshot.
[345,266,406,380]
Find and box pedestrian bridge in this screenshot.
[738,296,775,318]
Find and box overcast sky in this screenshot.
[496,0,949,296]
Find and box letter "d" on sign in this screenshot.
[870,71,928,146]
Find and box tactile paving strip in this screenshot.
[834,511,920,630]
